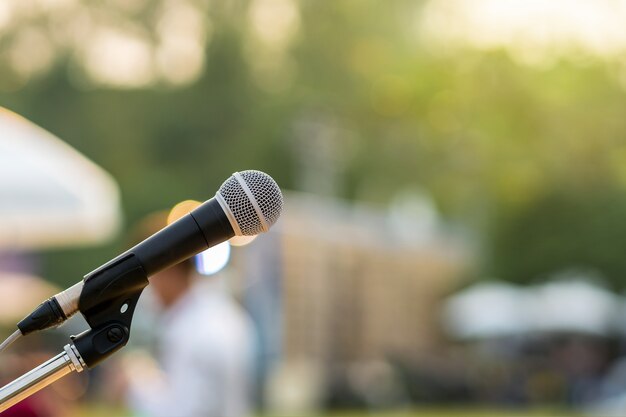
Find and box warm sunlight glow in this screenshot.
[81,27,155,87]
[246,0,299,93]
[155,0,208,86]
[420,0,626,65]
[248,0,299,49]
[167,200,201,225]
[229,235,257,247]
[0,2,13,32]
[0,0,213,89]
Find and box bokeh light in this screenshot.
[194,240,230,276]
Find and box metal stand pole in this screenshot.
[0,344,85,413]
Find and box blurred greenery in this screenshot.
[1,0,626,288]
[315,412,579,417]
[491,188,626,287]
[70,406,580,417]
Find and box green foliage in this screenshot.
[490,188,626,288]
[73,405,578,417]
[1,0,626,288]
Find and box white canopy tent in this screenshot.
[444,278,622,340]
[0,107,121,249]
[443,282,532,339]
[527,279,620,336]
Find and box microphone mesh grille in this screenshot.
[218,170,283,236]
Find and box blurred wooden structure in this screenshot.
[234,192,470,411]
[276,193,469,363]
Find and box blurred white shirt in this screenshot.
[127,277,254,417]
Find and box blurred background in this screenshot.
[2,0,626,416]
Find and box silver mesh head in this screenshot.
[216,170,283,236]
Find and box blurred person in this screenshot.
[122,212,255,417]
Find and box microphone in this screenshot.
[17,170,283,336]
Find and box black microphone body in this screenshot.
[18,197,235,336]
[108,197,234,277]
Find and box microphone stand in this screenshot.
[0,253,149,412]
[0,344,85,412]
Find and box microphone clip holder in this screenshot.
[0,252,149,412]
[73,252,149,367]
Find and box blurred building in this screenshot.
[233,192,470,412]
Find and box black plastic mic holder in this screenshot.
[0,253,149,412]
[73,252,149,367]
